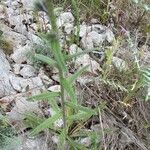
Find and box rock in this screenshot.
[69,44,82,55]
[0,49,11,72]
[106,28,115,43]
[79,137,91,147]
[92,24,106,34]
[38,68,53,86]
[6,7,18,17]
[19,135,53,150]
[52,74,60,82]
[64,23,74,34]
[48,108,63,128]
[52,135,59,144]
[69,44,100,74]
[21,0,35,10]
[88,31,105,47]
[0,4,6,19]
[13,64,21,75]
[75,24,91,37]
[27,33,44,45]
[81,35,93,49]
[20,65,37,78]
[81,29,104,49]
[77,74,95,85]
[11,44,32,64]
[48,85,61,92]
[0,49,16,98]
[90,18,99,24]
[13,64,37,77]
[9,75,45,94]
[0,24,27,49]
[57,12,74,28]
[112,57,128,72]
[7,97,40,122]
[7,14,30,34]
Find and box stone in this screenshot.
[106,28,115,43]
[21,0,35,10]
[75,24,91,37]
[57,12,74,28]
[13,64,21,75]
[69,44,99,74]
[9,75,44,94]
[0,49,16,98]
[77,75,95,85]
[81,35,93,49]
[48,108,63,128]
[92,24,106,34]
[48,85,61,92]
[0,24,27,49]
[0,49,11,72]
[69,44,82,55]
[7,97,40,122]
[11,44,32,64]
[112,57,128,72]
[64,23,74,34]
[20,65,37,78]
[79,137,91,147]
[38,68,53,86]
[88,31,106,47]
[90,18,99,24]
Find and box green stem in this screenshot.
[45,0,67,144]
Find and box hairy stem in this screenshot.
[45,0,67,141]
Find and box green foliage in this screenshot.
[0,112,20,150]
[141,66,150,101]
[25,1,107,149]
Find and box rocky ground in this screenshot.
[0,0,150,150]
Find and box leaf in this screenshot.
[28,91,60,101]
[30,112,61,135]
[61,78,77,104]
[24,113,44,129]
[48,34,67,72]
[65,48,98,61]
[58,129,66,150]
[34,54,57,67]
[67,136,88,150]
[68,65,89,83]
[68,112,92,121]
[65,102,97,115]
[48,98,60,112]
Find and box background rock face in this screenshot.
[3,0,148,150]
[0,49,16,98]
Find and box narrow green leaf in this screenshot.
[66,102,97,115]
[68,65,89,83]
[28,91,60,101]
[68,112,92,121]
[61,78,77,104]
[31,112,61,135]
[67,136,88,150]
[24,113,44,128]
[65,48,99,61]
[48,98,60,112]
[49,34,67,72]
[34,54,57,67]
[58,129,66,150]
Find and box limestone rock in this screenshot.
[20,65,37,78]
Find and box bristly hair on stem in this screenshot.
[35,0,67,141]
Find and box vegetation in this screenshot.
[1,0,150,149]
[25,0,150,149]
